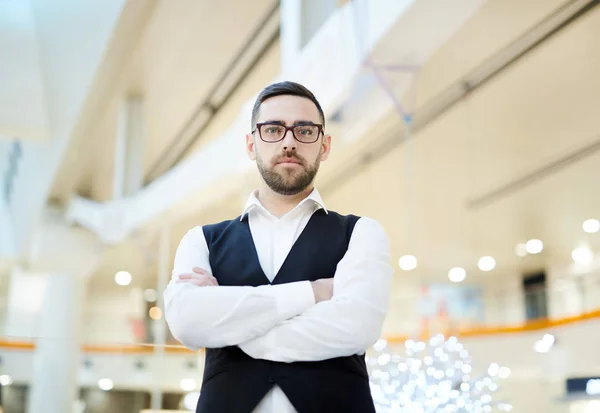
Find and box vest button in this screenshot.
[268,377,275,384]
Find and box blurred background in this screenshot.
[1,0,600,412]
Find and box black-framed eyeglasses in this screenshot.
[252,122,323,143]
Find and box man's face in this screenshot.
[246,95,331,195]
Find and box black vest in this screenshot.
[196,209,376,413]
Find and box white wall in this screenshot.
[0,0,49,141]
[8,0,126,256]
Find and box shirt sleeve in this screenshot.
[163,226,315,350]
[237,217,393,362]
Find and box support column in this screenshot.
[27,272,84,413]
[4,267,47,339]
[151,224,171,410]
[17,210,102,413]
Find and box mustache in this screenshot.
[273,151,306,165]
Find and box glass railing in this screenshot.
[385,270,600,342]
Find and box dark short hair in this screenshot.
[251,81,325,130]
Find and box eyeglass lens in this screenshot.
[259,124,319,143]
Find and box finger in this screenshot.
[193,267,210,275]
[188,273,218,284]
[177,274,201,281]
[176,279,198,285]
[176,279,215,287]
[198,273,218,285]
[177,275,218,286]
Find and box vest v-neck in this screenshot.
[241,209,325,285]
[200,211,372,413]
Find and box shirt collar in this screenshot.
[240,187,328,220]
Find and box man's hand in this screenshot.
[310,278,334,303]
[177,267,218,287]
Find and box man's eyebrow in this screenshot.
[260,120,319,125]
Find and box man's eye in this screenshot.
[298,128,314,135]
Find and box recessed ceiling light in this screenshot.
[0,375,13,386]
[180,378,197,392]
[583,219,600,234]
[448,267,466,283]
[398,255,417,271]
[98,378,114,391]
[115,271,132,286]
[515,243,528,257]
[149,306,163,320]
[144,289,158,302]
[478,256,496,272]
[525,239,543,254]
[572,246,593,265]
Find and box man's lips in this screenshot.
[276,158,302,165]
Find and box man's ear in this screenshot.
[246,133,256,161]
[320,134,332,162]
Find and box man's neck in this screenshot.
[256,184,314,218]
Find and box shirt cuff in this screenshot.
[273,281,315,320]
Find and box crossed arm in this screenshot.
[163,218,393,361]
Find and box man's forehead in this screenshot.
[257,95,321,122]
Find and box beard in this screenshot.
[256,149,321,196]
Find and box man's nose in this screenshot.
[282,128,296,150]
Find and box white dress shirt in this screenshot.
[164,188,393,413]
